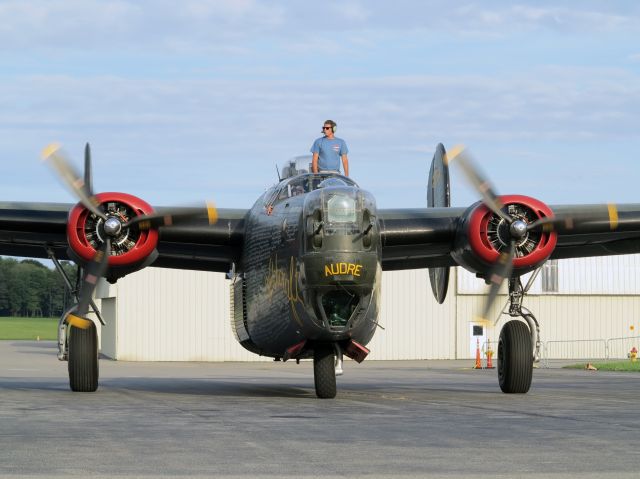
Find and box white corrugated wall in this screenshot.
[98,255,640,361]
[368,269,456,360]
[99,268,267,362]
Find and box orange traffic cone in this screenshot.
[474,338,482,369]
[486,349,494,369]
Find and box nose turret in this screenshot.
[301,184,380,332]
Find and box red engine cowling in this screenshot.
[66,192,159,280]
[452,195,557,277]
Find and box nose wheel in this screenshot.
[313,345,337,399]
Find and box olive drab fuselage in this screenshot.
[230,173,381,358]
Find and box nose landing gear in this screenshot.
[313,345,337,399]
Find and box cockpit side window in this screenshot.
[264,187,278,206]
[288,178,308,197]
[277,185,290,201]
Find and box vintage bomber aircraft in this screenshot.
[1,142,640,398]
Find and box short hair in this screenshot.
[323,120,337,132]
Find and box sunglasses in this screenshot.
[323,126,332,130]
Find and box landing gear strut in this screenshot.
[498,276,541,393]
[47,248,103,392]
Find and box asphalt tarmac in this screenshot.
[1,341,639,479]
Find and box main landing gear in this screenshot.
[498,276,541,394]
[67,320,99,392]
[48,248,103,393]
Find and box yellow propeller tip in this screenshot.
[41,142,62,161]
[607,203,619,230]
[67,313,93,330]
[444,144,465,165]
[206,201,218,224]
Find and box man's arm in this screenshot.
[312,153,319,173]
[341,154,349,177]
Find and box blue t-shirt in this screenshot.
[310,137,348,172]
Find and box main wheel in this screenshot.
[68,322,99,392]
[498,320,533,393]
[314,345,337,399]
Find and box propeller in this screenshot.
[524,204,620,233]
[445,144,636,321]
[444,145,561,320]
[123,203,218,230]
[42,142,219,328]
[444,145,512,224]
[67,237,111,330]
[480,240,515,322]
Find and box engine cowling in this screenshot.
[452,194,557,277]
[67,192,159,281]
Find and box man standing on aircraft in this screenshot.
[311,120,349,176]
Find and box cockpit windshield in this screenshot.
[269,172,357,204]
[318,178,349,188]
[269,155,357,203]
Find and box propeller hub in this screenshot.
[104,217,123,237]
[510,219,528,239]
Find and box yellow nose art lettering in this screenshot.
[324,263,364,277]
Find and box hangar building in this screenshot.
[95,254,640,362]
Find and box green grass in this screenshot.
[564,361,640,372]
[0,316,58,340]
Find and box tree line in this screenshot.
[0,257,77,318]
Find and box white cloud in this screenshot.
[2,67,638,166]
[0,1,637,53]
[0,0,286,52]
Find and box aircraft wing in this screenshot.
[0,201,246,273]
[379,207,462,271]
[379,204,640,271]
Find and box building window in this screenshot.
[542,259,558,292]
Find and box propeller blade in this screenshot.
[527,204,624,233]
[76,237,111,318]
[479,240,516,321]
[123,202,218,230]
[41,143,107,220]
[445,145,512,224]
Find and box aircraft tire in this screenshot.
[68,322,99,392]
[497,320,533,394]
[314,345,337,399]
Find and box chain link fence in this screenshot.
[481,335,640,367]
